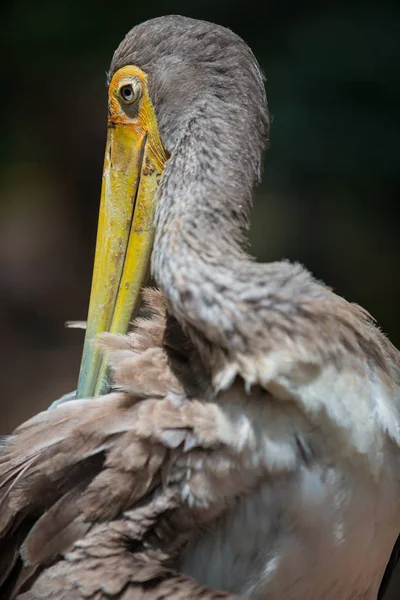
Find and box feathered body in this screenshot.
[0,15,399,600]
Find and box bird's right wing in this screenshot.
[0,392,165,594]
[0,389,245,600]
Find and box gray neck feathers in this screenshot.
[152,144,384,384]
[151,101,315,359]
[150,73,378,377]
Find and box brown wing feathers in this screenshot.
[0,291,241,599]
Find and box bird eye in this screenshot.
[119,81,140,104]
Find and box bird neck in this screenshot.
[151,108,267,360]
[151,106,390,394]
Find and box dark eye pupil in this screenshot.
[121,85,133,101]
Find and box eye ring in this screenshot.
[119,80,141,104]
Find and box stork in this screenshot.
[1,15,399,600]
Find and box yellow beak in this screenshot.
[76,66,167,398]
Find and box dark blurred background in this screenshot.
[1,1,400,591]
